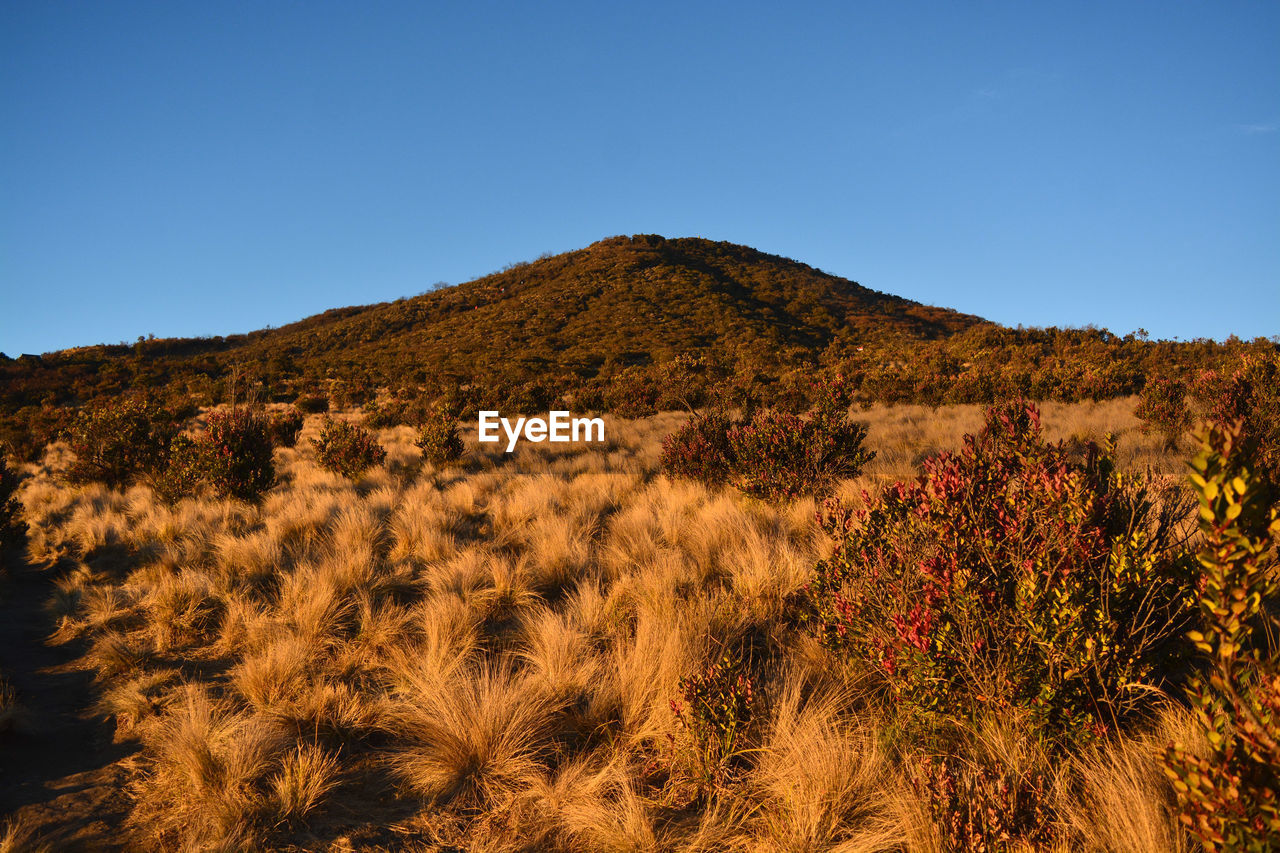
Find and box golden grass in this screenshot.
[11,401,1195,850]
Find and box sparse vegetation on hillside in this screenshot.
[1,235,1275,848]
[5,401,1253,850]
[2,236,1274,455]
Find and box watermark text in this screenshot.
[478,410,605,452]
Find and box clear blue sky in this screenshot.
[2,1,1277,356]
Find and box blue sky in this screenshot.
[2,1,1277,355]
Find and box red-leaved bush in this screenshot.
[202,408,276,503]
[805,401,1196,751]
[726,404,873,501]
[660,410,735,487]
[1192,355,1280,489]
[669,647,758,788]
[661,379,874,501]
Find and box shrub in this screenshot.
[727,403,874,501]
[294,393,330,414]
[805,401,1197,752]
[415,405,463,466]
[151,434,208,505]
[603,367,659,419]
[267,408,305,448]
[660,410,735,487]
[0,404,74,463]
[64,397,178,489]
[363,392,439,430]
[1162,421,1280,851]
[0,458,26,555]
[1193,356,1280,489]
[203,409,276,503]
[910,754,1057,851]
[313,418,385,479]
[661,383,874,502]
[1135,376,1192,451]
[669,647,758,787]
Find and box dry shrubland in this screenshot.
[9,402,1209,851]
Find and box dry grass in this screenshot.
[11,401,1195,850]
[0,816,54,853]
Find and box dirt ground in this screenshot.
[1,558,135,850]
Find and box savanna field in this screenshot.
[1,379,1277,851]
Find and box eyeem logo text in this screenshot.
[478,411,605,453]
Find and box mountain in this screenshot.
[2,235,988,407]
[247,234,983,376]
[2,234,1274,459]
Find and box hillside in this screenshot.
[1,234,1273,460]
[0,234,985,408]
[243,234,983,377]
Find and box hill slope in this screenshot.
[2,235,986,405]
[223,234,985,376]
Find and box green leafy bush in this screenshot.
[805,402,1196,751]
[203,409,275,503]
[313,418,385,479]
[64,397,179,489]
[669,648,758,786]
[267,408,305,448]
[1163,421,1280,851]
[151,434,208,505]
[415,405,463,466]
